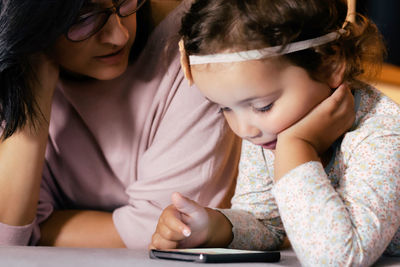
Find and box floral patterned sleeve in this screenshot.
[272,125,400,266]
[218,140,285,250]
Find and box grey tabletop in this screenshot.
[0,246,398,267]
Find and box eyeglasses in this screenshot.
[66,0,147,42]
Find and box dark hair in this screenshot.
[180,0,385,86]
[0,0,84,139]
[130,0,151,60]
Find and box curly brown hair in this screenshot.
[179,0,386,86]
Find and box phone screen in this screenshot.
[149,248,280,263]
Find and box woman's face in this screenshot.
[52,0,138,80]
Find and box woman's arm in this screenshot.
[0,117,49,226]
[0,55,58,228]
[39,210,125,247]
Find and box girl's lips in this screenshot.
[95,47,126,64]
[260,140,277,150]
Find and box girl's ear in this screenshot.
[178,40,194,86]
[328,60,346,89]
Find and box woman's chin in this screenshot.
[93,68,127,81]
[61,63,128,81]
[90,62,129,81]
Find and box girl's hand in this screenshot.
[277,83,355,155]
[149,192,210,250]
[274,84,355,180]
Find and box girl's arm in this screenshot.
[150,192,234,249]
[272,87,400,265]
[150,140,286,251]
[0,55,58,230]
[217,139,285,250]
[150,194,285,251]
[274,141,400,266]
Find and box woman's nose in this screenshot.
[98,14,130,46]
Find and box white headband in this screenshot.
[189,29,346,65]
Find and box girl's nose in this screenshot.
[98,14,130,46]
[235,119,262,140]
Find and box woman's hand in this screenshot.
[274,84,355,180]
[30,53,60,115]
[149,192,234,250]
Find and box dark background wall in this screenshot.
[358,0,400,66]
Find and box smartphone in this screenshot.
[149,248,280,263]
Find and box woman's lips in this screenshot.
[260,140,277,150]
[95,47,126,64]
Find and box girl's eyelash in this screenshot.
[254,103,273,113]
[218,103,273,114]
[218,107,231,113]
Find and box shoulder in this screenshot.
[140,1,189,64]
[129,1,189,80]
[355,85,400,120]
[150,1,189,38]
[340,85,400,153]
[351,85,400,134]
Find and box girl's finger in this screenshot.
[172,192,199,213]
[150,232,179,250]
[161,205,192,237]
[158,220,189,241]
[172,192,209,228]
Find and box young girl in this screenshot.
[150,0,400,265]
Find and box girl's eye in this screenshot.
[218,107,232,113]
[253,103,273,113]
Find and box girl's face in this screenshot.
[191,59,334,150]
[52,0,137,80]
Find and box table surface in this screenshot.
[0,246,398,267]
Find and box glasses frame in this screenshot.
[66,0,148,42]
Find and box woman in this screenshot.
[0,0,240,248]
